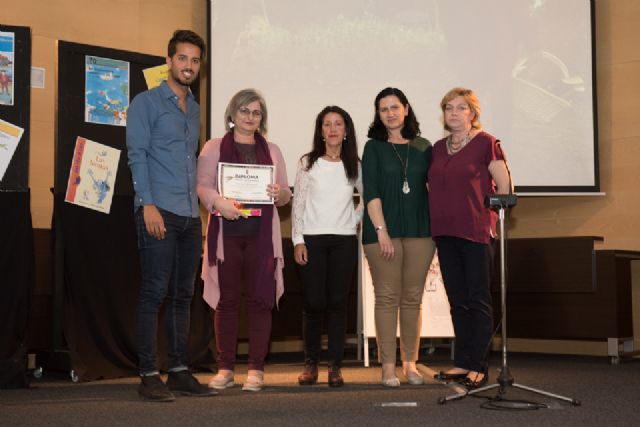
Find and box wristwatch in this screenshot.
[375,225,385,232]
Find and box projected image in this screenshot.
[513,52,584,124]
[210,0,595,190]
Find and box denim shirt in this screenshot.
[126,81,200,218]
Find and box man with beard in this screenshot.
[127,29,215,402]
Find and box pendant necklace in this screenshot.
[390,142,410,194]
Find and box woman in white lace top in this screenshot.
[292,106,363,387]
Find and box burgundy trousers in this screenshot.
[215,236,274,371]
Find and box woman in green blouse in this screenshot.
[362,87,435,387]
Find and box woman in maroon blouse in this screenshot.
[428,87,510,389]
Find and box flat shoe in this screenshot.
[403,370,424,385]
[208,371,235,390]
[242,374,264,392]
[381,377,400,388]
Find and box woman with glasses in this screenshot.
[197,88,291,392]
[362,87,435,387]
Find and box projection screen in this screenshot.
[208,0,598,194]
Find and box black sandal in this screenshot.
[459,372,489,389]
[434,370,469,381]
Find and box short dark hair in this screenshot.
[367,87,421,141]
[302,106,360,182]
[168,29,206,59]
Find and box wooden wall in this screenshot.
[3,0,639,248]
[3,0,207,228]
[4,0,639,358]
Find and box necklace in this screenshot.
[325,151,340,160]
[447,131,471,155]
[390,142,410,194]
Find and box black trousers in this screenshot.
[296,234,358,367]
[435,236,494,373]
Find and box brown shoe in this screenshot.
[297,364,318,385]
[328,365,344,387]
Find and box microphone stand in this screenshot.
[438,195,580,408]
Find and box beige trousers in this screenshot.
[364,237,436,364]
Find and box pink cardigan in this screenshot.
[196,138,291,310]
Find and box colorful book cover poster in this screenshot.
[142,64,168,89]
[65,136,120,214]
[0,31,15,106]
[85,55,130,126]
[0,118,24,181]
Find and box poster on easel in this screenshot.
[84,55,130,126]
[65,136,120,214]
[0,31,15,106]
[0,118,24,180]
[142,63,168,89]
[423,251,456,336]
[361,249,454,341]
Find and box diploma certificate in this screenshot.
[217,162,275,204]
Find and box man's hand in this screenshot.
[143,205,166,240]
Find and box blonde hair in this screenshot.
[224,88,268,135]
[440,87,482,131]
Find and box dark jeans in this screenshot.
[134,207,202,375]
[216,236,274,371]
[297,234,358,367]
[435,236,494,374]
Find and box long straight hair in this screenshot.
[302,106,359,181]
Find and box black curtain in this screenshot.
[0,192,34,388]
[0,24,32,388]
[56,194,214,381]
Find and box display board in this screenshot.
[0,25,31,191]
[53,41,210,380]
[55,41,185,196]
[208,0,598,194]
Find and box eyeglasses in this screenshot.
[238,106,263,119]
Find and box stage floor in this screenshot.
[2,351,639,426]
